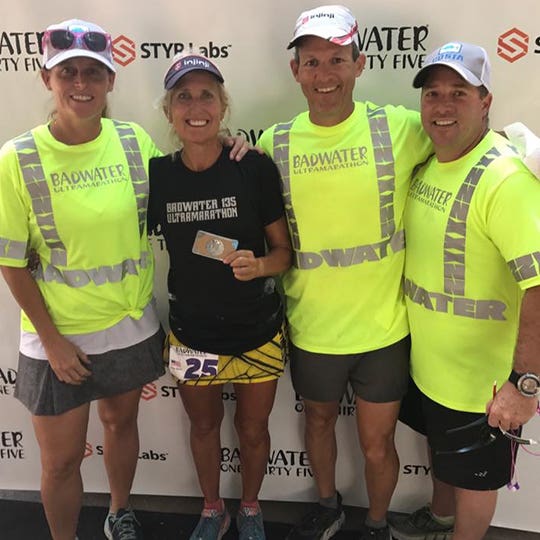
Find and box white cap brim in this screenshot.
[44,48,116,72]
[287,25,357,49]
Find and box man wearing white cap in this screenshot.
[258,5,432,539]
[391,42,540,540]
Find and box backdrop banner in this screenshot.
[1,0,539,533]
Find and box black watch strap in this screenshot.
[509,369,540,397]
[508,369,520,387]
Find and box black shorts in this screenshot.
[399,376,516,490]
[290,336,410,403]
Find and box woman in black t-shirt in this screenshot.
[148,54,291,540]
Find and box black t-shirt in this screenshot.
[148,148,285,354]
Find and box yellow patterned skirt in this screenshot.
[164,327,287,386]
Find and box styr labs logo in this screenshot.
[84,442,94,458]
[84,441,168,461]
[140,383,158,401]
[112,35,137,66]
[497,27,529,63]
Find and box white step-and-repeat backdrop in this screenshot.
[1,0,539,533]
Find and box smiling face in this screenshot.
[166,71,226,145]
[41,57,114,123]
[421,65,492,162]
[291,35,365,127]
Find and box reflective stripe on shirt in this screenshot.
[0,237,27,260]
[443,147,500,295]
[12,121,149,283]
[272,106,398,259]
[12,131,67,266]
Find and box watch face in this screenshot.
[521,377,539,395]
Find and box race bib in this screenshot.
[169,345,219,381]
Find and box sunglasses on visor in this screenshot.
[43,29,111,53]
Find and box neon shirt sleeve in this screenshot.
[257,125,276,157]
[0,141,31,267]
[132,123,163,160]
[485,165,540,290]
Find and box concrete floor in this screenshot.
[1,490,538,539]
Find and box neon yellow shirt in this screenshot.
[259,102,432,353]
[404,131,540,412]
[0,119,161,334]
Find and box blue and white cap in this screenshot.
[413,41,491,91]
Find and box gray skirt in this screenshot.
[14,329,165,416]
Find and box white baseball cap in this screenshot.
[42,18,116,72]
[287,5,359,50]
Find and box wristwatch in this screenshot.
[509,369,540,397]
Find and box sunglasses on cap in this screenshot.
[43,29,111,53]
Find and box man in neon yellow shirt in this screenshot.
[392,42,540,540]
[258,5,432,539]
